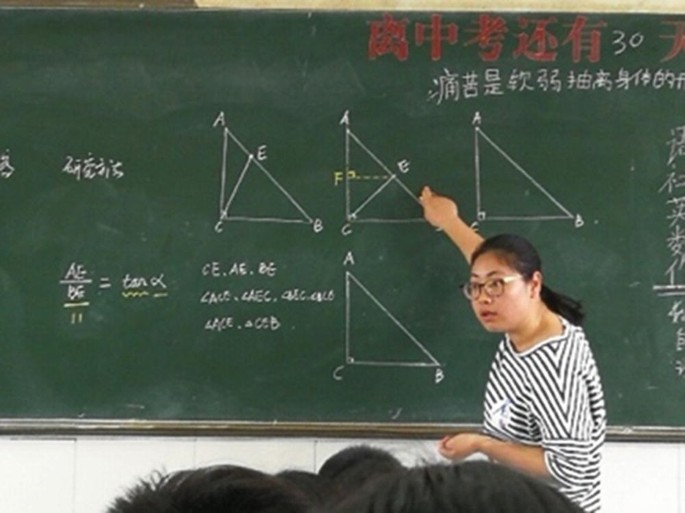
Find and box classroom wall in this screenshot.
[0,436,682,513]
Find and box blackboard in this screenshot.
[0,8,684,433]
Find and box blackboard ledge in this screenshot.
[0,420,683,441]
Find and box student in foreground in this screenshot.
[106,464,312,513]
[317,444,405,508]
[419,186,606,513]
[326,461,585,513]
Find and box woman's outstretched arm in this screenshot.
[419,186,484,264]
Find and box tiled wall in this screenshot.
[0,436,682,513]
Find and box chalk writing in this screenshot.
[677,327,685,352]
[369,13,685,63]
[472,112,583,227]
[335,251,444,383]
[654,124,685,379]
[212,112,322,233]
[60,262,168,324]
[414,14,459,61]
[199,258,336,337]
[661,21,685,62]
[204,315,281,332]
[122,273,168,299]
[62,154,124,181]
[60,262,93,324]
[676,359,685,377]
[668,300,685,323]
[201,288,334,304]
[201,260,278,278]
[428,67,685,105]
[368,13,409,61]
[667,126,685,167]
[338,111,423,231]
[332,169,389,187]
[612,30,645,56]
[0,149,15,179]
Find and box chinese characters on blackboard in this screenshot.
[655,125,685,378]
[0,149,14,179]
[367,14,685,105]
[368,14,685,63]
[427,67,685,105]
[62,153,124,181]
[2,150,124,181]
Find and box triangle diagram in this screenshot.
[218,127,313,225]
[345,129,422,223]
[476,127,574,222]
[345,271,440,368]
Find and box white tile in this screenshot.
[73,437,195,513]
[603,442,680,513]
[678,443,685,513]
[194,437,316,474]
[2,435,681,513]
[0,438,76,513]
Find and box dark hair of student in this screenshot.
[318,445,405,507]
[107,464,311,513]
[325,461,585,513]
[471,233,585,326]
[276,469,331,508]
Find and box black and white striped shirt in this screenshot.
[483,317,606,513]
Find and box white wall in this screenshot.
[0,436,681,513]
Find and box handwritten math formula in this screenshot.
[60,262,169,324]
[200,260,334,334]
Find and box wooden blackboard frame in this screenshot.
[0,420,683,442]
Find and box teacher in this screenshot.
[420,186,606,513]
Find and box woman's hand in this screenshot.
[437,433,487,461]
[419,186,459,230]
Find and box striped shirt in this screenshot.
[483,317,606,513]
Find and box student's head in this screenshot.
[276,469,331,508]
[318,445,405,506]
[107,464,311,513]
[326,460,584,513]
[466,234,583,330]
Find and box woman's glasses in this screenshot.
[461,274,522,301]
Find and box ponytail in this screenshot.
[540,285,584,326]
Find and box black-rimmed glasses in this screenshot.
[461,274,522,301]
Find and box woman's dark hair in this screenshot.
[471,234,584,326]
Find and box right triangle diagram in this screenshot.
[345,271,440,368]
[475,126,576,223]
[344,128,423,223]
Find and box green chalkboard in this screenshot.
[0,8,684,431]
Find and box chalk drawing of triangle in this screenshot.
[219,127,313,225]
[475,127,575,222]
[346,129,422,223]
[345,271,440,368]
